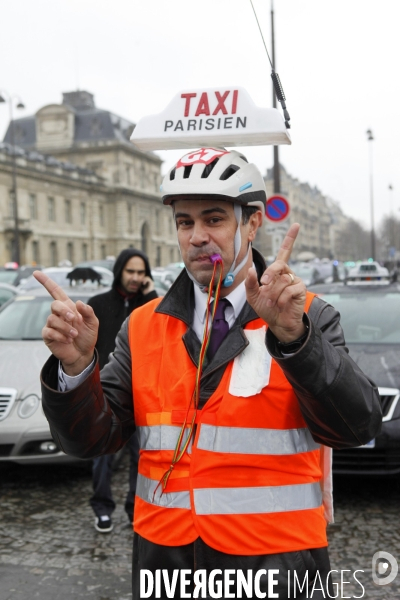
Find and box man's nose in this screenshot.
[190,222,209,246]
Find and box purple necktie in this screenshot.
[208,299,230,359]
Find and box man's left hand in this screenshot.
[141,276,155,294]
[245,223,306,343]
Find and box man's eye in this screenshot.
[177,220,192,227]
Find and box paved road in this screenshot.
[1,453,400,599]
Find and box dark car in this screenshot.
[309,281,400,475]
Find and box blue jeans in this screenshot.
[90,431,139,522]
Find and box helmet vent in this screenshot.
[183,165,193,179]
[220,165,240,181]
[239,155,248,163]
[201,157,219,178]
[169,168,176,180]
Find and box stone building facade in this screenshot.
[254,165,351,261]
[0,91,179,268]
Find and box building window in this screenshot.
[86,161,103,174]
[65,199,72,224]
[48,197,55,222]
[156,246,161,267]
[49,241,58,266]
[127,203,132,232]
[170,248,175,263]
[155,211,160,235]
[82,243,88,261]
[67,242,74,264]
[32,241,40,265]
[8,191,14,217]
[99,204,104,227]
[141,222,149,255]
[7,239,14,261]
[80,202,86,225]
[29,194,37,220]
[126,164,131,186]
[140,162,146,189]
[101,244,106,259]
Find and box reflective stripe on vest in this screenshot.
[197,424,320,455]
[137,473,322,515]
[138,425,192,453]
[194,482,322,515]
[136,473,191,509]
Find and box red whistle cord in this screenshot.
[153,258,224,500]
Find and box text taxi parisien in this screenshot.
[164,90,247,132]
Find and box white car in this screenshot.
[18,265,113,292]
[0,285,108,465]
[346,261,390,285]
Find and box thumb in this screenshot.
[245,267,260,305]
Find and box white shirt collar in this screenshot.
[194,278,247,325]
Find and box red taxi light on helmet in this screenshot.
[161,148,266,213]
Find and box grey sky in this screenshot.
[1,0,399,229]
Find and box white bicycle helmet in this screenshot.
[161,148,266,212]
[161,148,266,290]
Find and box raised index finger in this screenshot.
[275,223,300,264]
[33,270,71,302]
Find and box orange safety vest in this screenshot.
[129,291,328,555]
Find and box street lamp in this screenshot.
[0,90,25,265]
[389,184,395,255]
[366,129,375,260]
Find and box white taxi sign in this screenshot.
[130,87,291,151]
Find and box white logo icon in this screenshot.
[372,551,398,585]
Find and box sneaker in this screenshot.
[94,515,113,533]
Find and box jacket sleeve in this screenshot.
[41,319,135,458]
[266,296,382,449]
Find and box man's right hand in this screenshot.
[33,271,99,376]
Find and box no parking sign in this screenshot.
[266,195,290,222]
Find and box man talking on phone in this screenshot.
[86,248,157,533]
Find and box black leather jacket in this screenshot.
[40,250,381,599]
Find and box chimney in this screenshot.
[62,91,95,110]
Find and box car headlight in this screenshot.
[18,394,40,419]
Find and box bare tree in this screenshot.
[336,219,371,261]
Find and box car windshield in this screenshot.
[0,288,16,307]
[319,292,400,344]
[0,293,92,340]
[0,296,54,340]
[0,271,18,285]
[19,269,112,291]
[19,271,70,290]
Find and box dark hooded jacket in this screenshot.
[88,249,157,369]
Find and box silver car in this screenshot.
[0,285,108,465]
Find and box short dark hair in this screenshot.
[241,205,259,224]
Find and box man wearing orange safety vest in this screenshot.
[36,148,381,599]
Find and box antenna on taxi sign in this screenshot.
[249,0,290,129]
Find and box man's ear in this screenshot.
[247,210,263,242]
